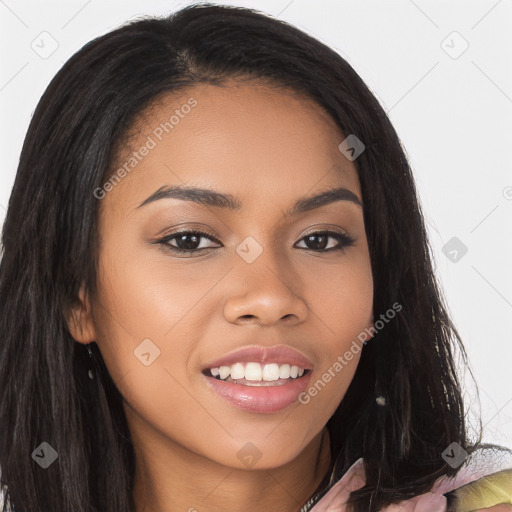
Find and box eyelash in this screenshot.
[154,229,356,255]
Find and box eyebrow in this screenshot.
[136,184,362,215]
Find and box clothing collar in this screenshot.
[299,456,365,512]
[298,428,364,512]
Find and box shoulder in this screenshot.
[441,447,512,512]
[308,447,512,512]
[384,446,512,512]
[449,468,512,510]
[382,468,512,512]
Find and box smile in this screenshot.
[206,362,307,384]
[202,362,312,413]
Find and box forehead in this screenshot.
[104,80,361,214]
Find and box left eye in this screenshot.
[294,231,355,252]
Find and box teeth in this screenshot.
[262,363,280,381]
[245,362,262,381]
[279,364,290,379]
[230,362,245,380]
[219,366,230,380]
[208,362,307,382]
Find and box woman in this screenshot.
[0,3,510,511]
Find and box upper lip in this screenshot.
[202,345,314,370]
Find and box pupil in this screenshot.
[177,234,199,250]
[306,234,327,250]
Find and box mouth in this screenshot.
[202,362,310,386]
[202,361,312,414]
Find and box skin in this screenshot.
[68,80,375,512]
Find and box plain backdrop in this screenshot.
[1,0,511,448]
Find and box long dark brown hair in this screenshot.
[0,3,504,511]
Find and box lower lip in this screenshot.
[203,373,312,413]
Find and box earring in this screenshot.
[86,344,94,380]
[375,377,386,406]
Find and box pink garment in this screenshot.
[309,454,512,512]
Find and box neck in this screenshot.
[132,426,331,512]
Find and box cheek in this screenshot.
[90,239,203,391]
[295,254,373,415]
[95,230,216,342]
[92,250,219,450]
[304,253,374,342]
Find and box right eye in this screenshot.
[155,230,222,255]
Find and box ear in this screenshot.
[67,283,97,344]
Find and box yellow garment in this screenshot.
[450,469,512,511]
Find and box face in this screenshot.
[72,80,374,470]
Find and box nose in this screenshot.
[223,254,309,327]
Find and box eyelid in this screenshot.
[152,224,220,242]
[299,224,350,237]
